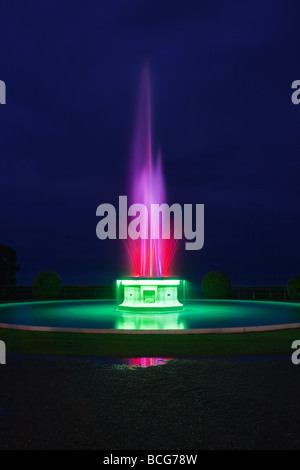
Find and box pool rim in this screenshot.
[0,298,300,334]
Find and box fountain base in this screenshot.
[116,278,184,312]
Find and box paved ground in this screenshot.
[0,355,300,449]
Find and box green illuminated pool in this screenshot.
[0,299,300,332]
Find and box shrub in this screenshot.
[287,275,300,300]
[32,271,61,300]
[201,271,231,299]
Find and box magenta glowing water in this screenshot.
[126,64,178,277]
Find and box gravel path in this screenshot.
[0,355,300,450]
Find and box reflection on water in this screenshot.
[126,358,172,367]
[115,312,186,330]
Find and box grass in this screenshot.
[1,327,300,357]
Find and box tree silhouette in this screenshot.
[0,244,20,285]
[287,275,300,300]
[32,271,61,299]
[201,271,231,299]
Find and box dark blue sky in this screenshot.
[0,0,299,287]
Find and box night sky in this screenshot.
[1,0,299,287]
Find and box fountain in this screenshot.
[116,278,184,312]
[1,67,300,337]
[117,64,183,312]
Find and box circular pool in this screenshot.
[1,299,300,333]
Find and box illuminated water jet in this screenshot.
[118,64,183,311]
